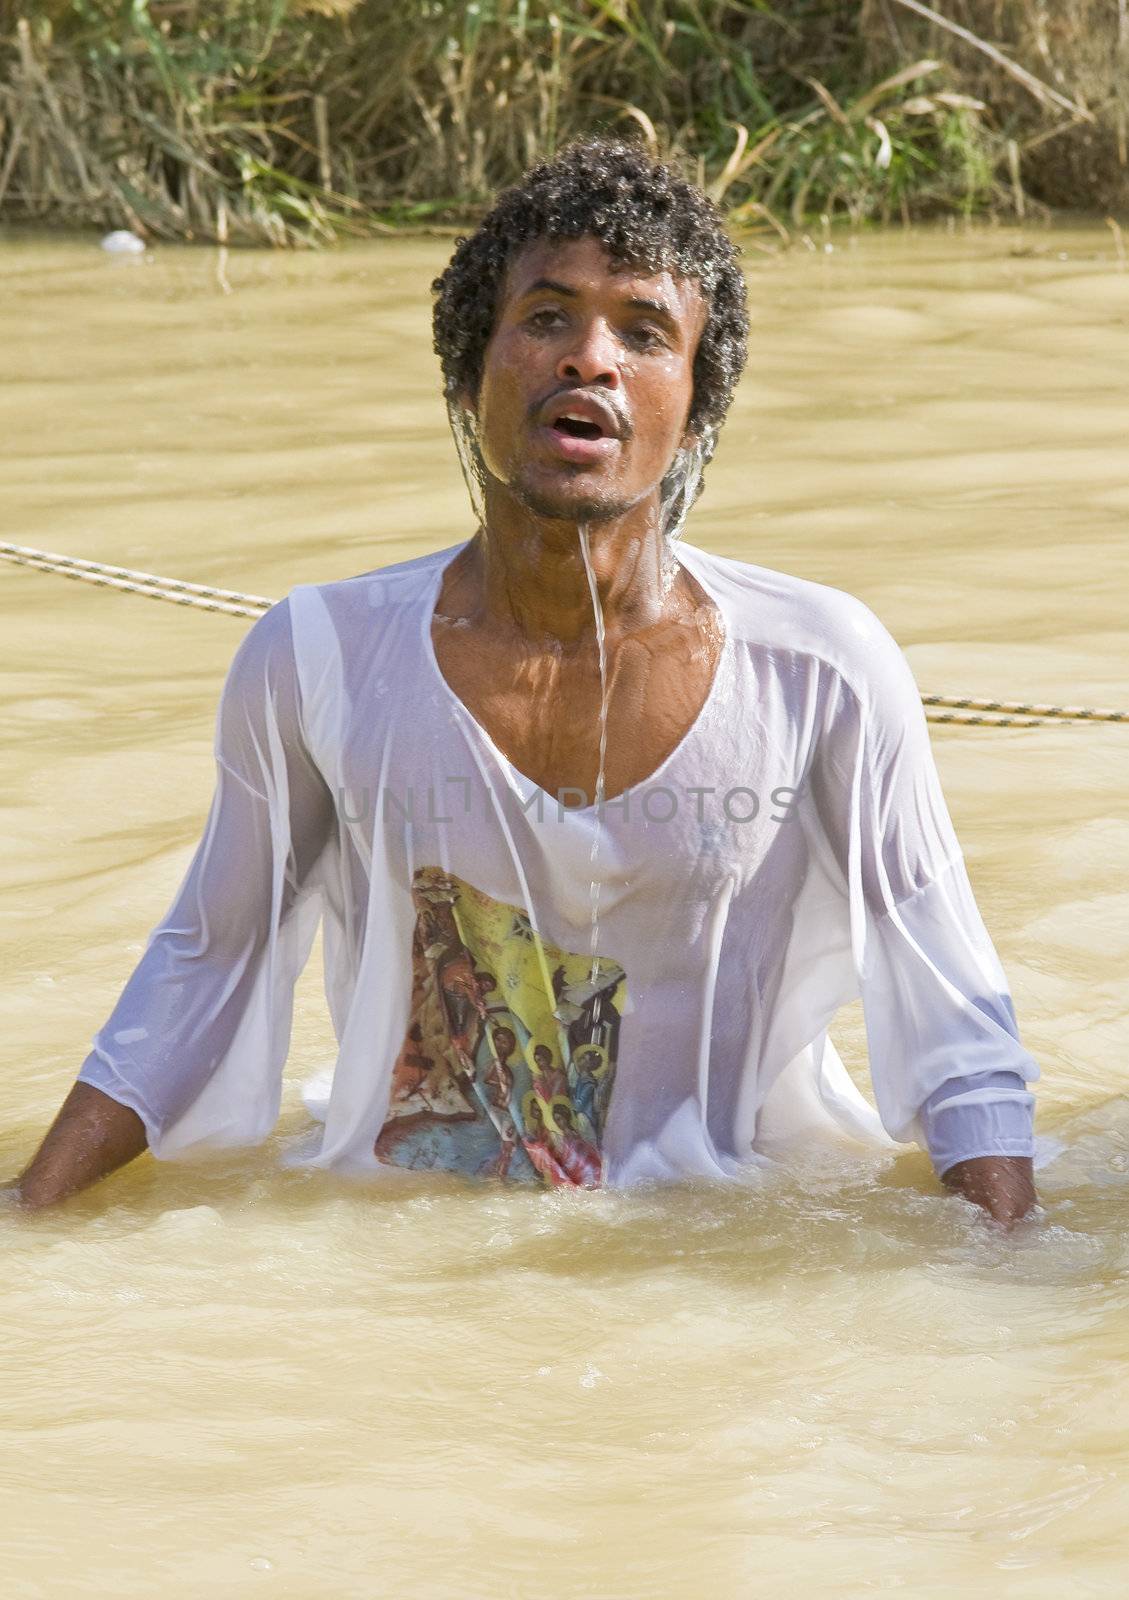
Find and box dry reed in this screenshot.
[0,2,1124,245]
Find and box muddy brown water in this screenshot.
[2,223,1128,1598]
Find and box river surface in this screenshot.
[2,223,1128,1598]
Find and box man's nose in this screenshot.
[556,320,621,388]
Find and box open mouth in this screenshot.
[552,414,605,441]
[540,392,622,460]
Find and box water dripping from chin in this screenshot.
[577,520,610,992]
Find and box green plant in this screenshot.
[0,1,1119,245]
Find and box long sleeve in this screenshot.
[76,598,335,1158]
[811,603,1038,1174]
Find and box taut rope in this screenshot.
[0,542,271,620]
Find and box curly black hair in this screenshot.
[431,138,749,434]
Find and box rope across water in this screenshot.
[3,540,1126,730]
[0,542,272,620]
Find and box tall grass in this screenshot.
[0,1,1123,244]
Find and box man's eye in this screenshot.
[627,325,668,350]
[527,308,565,330]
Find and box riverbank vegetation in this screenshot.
[0,2,1125,245]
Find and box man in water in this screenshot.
[16,139,1038,1223]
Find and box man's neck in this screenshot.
[457,483,678,647]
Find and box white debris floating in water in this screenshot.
[100,230,146,256]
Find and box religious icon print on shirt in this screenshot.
[374,868,625,1187]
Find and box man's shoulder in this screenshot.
[291,540,466,614]
[681,542,897,688]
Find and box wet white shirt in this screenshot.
[77,541,1037,1185]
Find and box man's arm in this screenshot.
[941,1154,1036,1228]
[13,597,333,1210]
[16,1084,148,1210]
[919,1067,1038,1226]
[810,599,1041,1227]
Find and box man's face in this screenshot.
[471,235,707,525]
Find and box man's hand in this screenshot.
[15,1083,148,1210]
[941,1154,1036,1228]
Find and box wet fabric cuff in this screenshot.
[918,1069,1035,1178]
[77,1047,163,1149]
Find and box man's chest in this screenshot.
[326,641,813,918]
[430,616,725,808]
